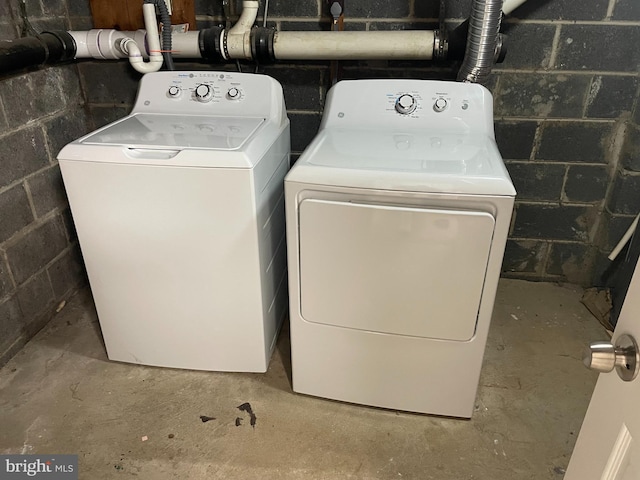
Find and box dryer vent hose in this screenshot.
[144,0,174,70]
[457,0,503,84]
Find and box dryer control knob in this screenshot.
[167,85,181,98]
[433,97,448,112]
[195,84,213,103]
[395,94,417,115]
[227,87,240,99]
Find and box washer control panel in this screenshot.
[324,80,492,135]
[131,71,285,119]
[161,72,247,105]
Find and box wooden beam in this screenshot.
[89,0,196,31]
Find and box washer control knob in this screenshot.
[433,97,448,112]
[195,84,213,103]
[227,87,240,100]
[395,94,417,115]
[167,85,181,98]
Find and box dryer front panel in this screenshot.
[298,199,495,341]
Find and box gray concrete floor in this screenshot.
[0,279,607,479]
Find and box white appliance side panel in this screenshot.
[253,131,291,360]
[60,160,268,372]
[298,200,495,341]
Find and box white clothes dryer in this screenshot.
[59,71,290,372]
[285,79,515,417]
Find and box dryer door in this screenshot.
[298,199,495,341]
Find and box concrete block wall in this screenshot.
[0,0,93,366]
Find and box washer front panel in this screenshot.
[298,199,495,341]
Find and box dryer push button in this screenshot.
[433,97,448,112]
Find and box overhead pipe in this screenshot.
[272,31,435,60]
[70,29,147,59]
[502,0,528,14]
[0,0,523,76]
[0,31,75,74]
[457,0,504,84]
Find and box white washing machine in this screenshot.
[285,79,515,417]
[58,71,290,372]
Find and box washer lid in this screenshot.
[287,128,516,196]
[80,113,265,150]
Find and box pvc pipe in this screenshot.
[224,0,259,59]
[170,31,200,57]
[70,30,147,59]
[124,4,163,73]
[502,0,528,15]
[228,1,259,35]
[273,31,435,60]
[609,214,640,261]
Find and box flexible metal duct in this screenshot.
[457,0,504,84]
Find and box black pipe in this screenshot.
[0,31,76,76]
[251,27,275,64]
[198,26,225,62]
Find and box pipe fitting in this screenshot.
[0,31,76,75]
[122,4,163,73]
[433,29,448,60]
[198,26,225,61]
[223,0,259,59]
[251,27,275,64]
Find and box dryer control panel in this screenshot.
[130,71,286,123]
[321,79,494,137]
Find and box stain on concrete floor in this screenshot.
[0,279,606,479]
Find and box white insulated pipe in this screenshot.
[502,0,528,15]
[273,31,435,60]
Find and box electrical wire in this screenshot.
[263,0,270,27]
[19,0,38,37]
[255,0,270,73]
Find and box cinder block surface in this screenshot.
[536,122,611,163]
[6,216,69,286]
[505,162,565,201]
[563,165,609,203]
[512,204,594,242]
[0,185,34,244]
